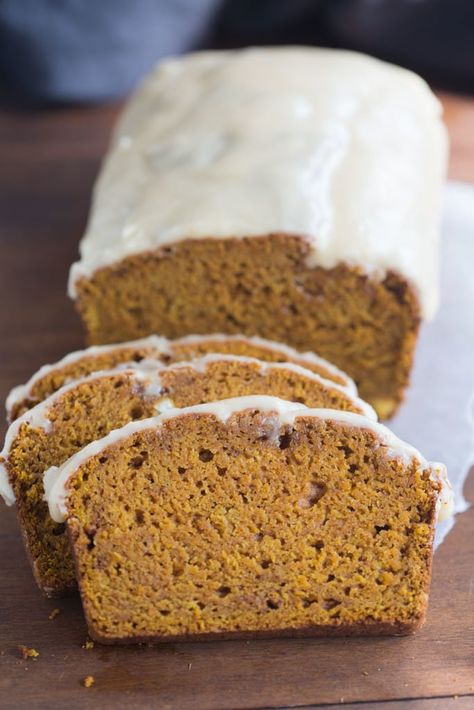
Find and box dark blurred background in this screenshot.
[0,0,473,105]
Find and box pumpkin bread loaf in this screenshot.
[69,48,447,417]
[7,333,351,421]
[0,356,371,595]
[44,396,450,643]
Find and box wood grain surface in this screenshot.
[0,94,473,710]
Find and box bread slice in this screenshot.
[7,333,352,421]
[0,356,370,596]
[44,396,450,643]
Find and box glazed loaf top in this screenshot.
[69,47,447,318]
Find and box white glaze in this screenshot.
[0,367,160,506]
[0,353,366,505]
[0,398,56,507]
[68,47,447,318]
[5,334,170,417]
[165,353,374,418]
[0,466,14,506]
[173,333,355,391]
[44,395,451,524]
[6,332,352,418]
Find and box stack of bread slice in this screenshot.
[0,334,451,643]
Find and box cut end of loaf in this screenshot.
[73,238,421,417]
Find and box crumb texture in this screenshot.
[65,410,437,642]
[10,342,165,420]
[158,358,367,415]
[75,236,420,415]
[8,373,159,594]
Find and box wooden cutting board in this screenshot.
[0,95,473,710]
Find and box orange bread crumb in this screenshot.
[18,645,39,660]
[48,398,440,643]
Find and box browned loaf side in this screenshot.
[50,401,439,643]
[7,332,351,421]
[73,236,421,417]
[2,356,370,596]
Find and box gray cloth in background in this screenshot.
[0,0,220,102]
[1,0,473,103]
